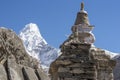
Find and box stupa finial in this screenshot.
[81,2,84,11]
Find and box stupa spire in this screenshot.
[71,2,95,44]
[74,2,90,25]
[81,2,84,11]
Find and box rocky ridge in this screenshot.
[0,27,50,80]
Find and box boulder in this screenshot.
[7,55,24,80]
[22,66,38,80]
[0,64,7,80]
[36,69,50,80]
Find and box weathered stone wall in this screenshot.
[90,48,116,80]
[49,43,116,80]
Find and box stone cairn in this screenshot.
[49,2,116,80]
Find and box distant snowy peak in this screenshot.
[19,23,60,70]
[19,23,47,59]
[20,23,47,45]
[22,23,40,34]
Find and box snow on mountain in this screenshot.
[104,50,119,58]
[19,23,60,70]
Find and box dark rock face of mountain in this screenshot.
[113,56,120,80]
[0,28,50,80]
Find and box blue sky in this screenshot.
[0,0,120,53]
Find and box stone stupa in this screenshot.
[49,2,116,80]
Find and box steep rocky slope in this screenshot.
[0,27,50,80]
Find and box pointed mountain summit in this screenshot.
[19,23,47,59]
[19,23,60,71]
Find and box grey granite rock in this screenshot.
[0,64,7,80]
[7,55,24,80]
[22,66,38,80]
[0,28,38,68]
[0,27,50,80]
[36,69,50,80]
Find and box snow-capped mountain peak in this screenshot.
[23,23,40,34]
[19,23,60,71]
[20,23,47,45]
[19,23,48,59]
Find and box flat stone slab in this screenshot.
[23,66,38,80]
[36,69,50,80]
[7,56,24,80]
[0,64,7,80]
